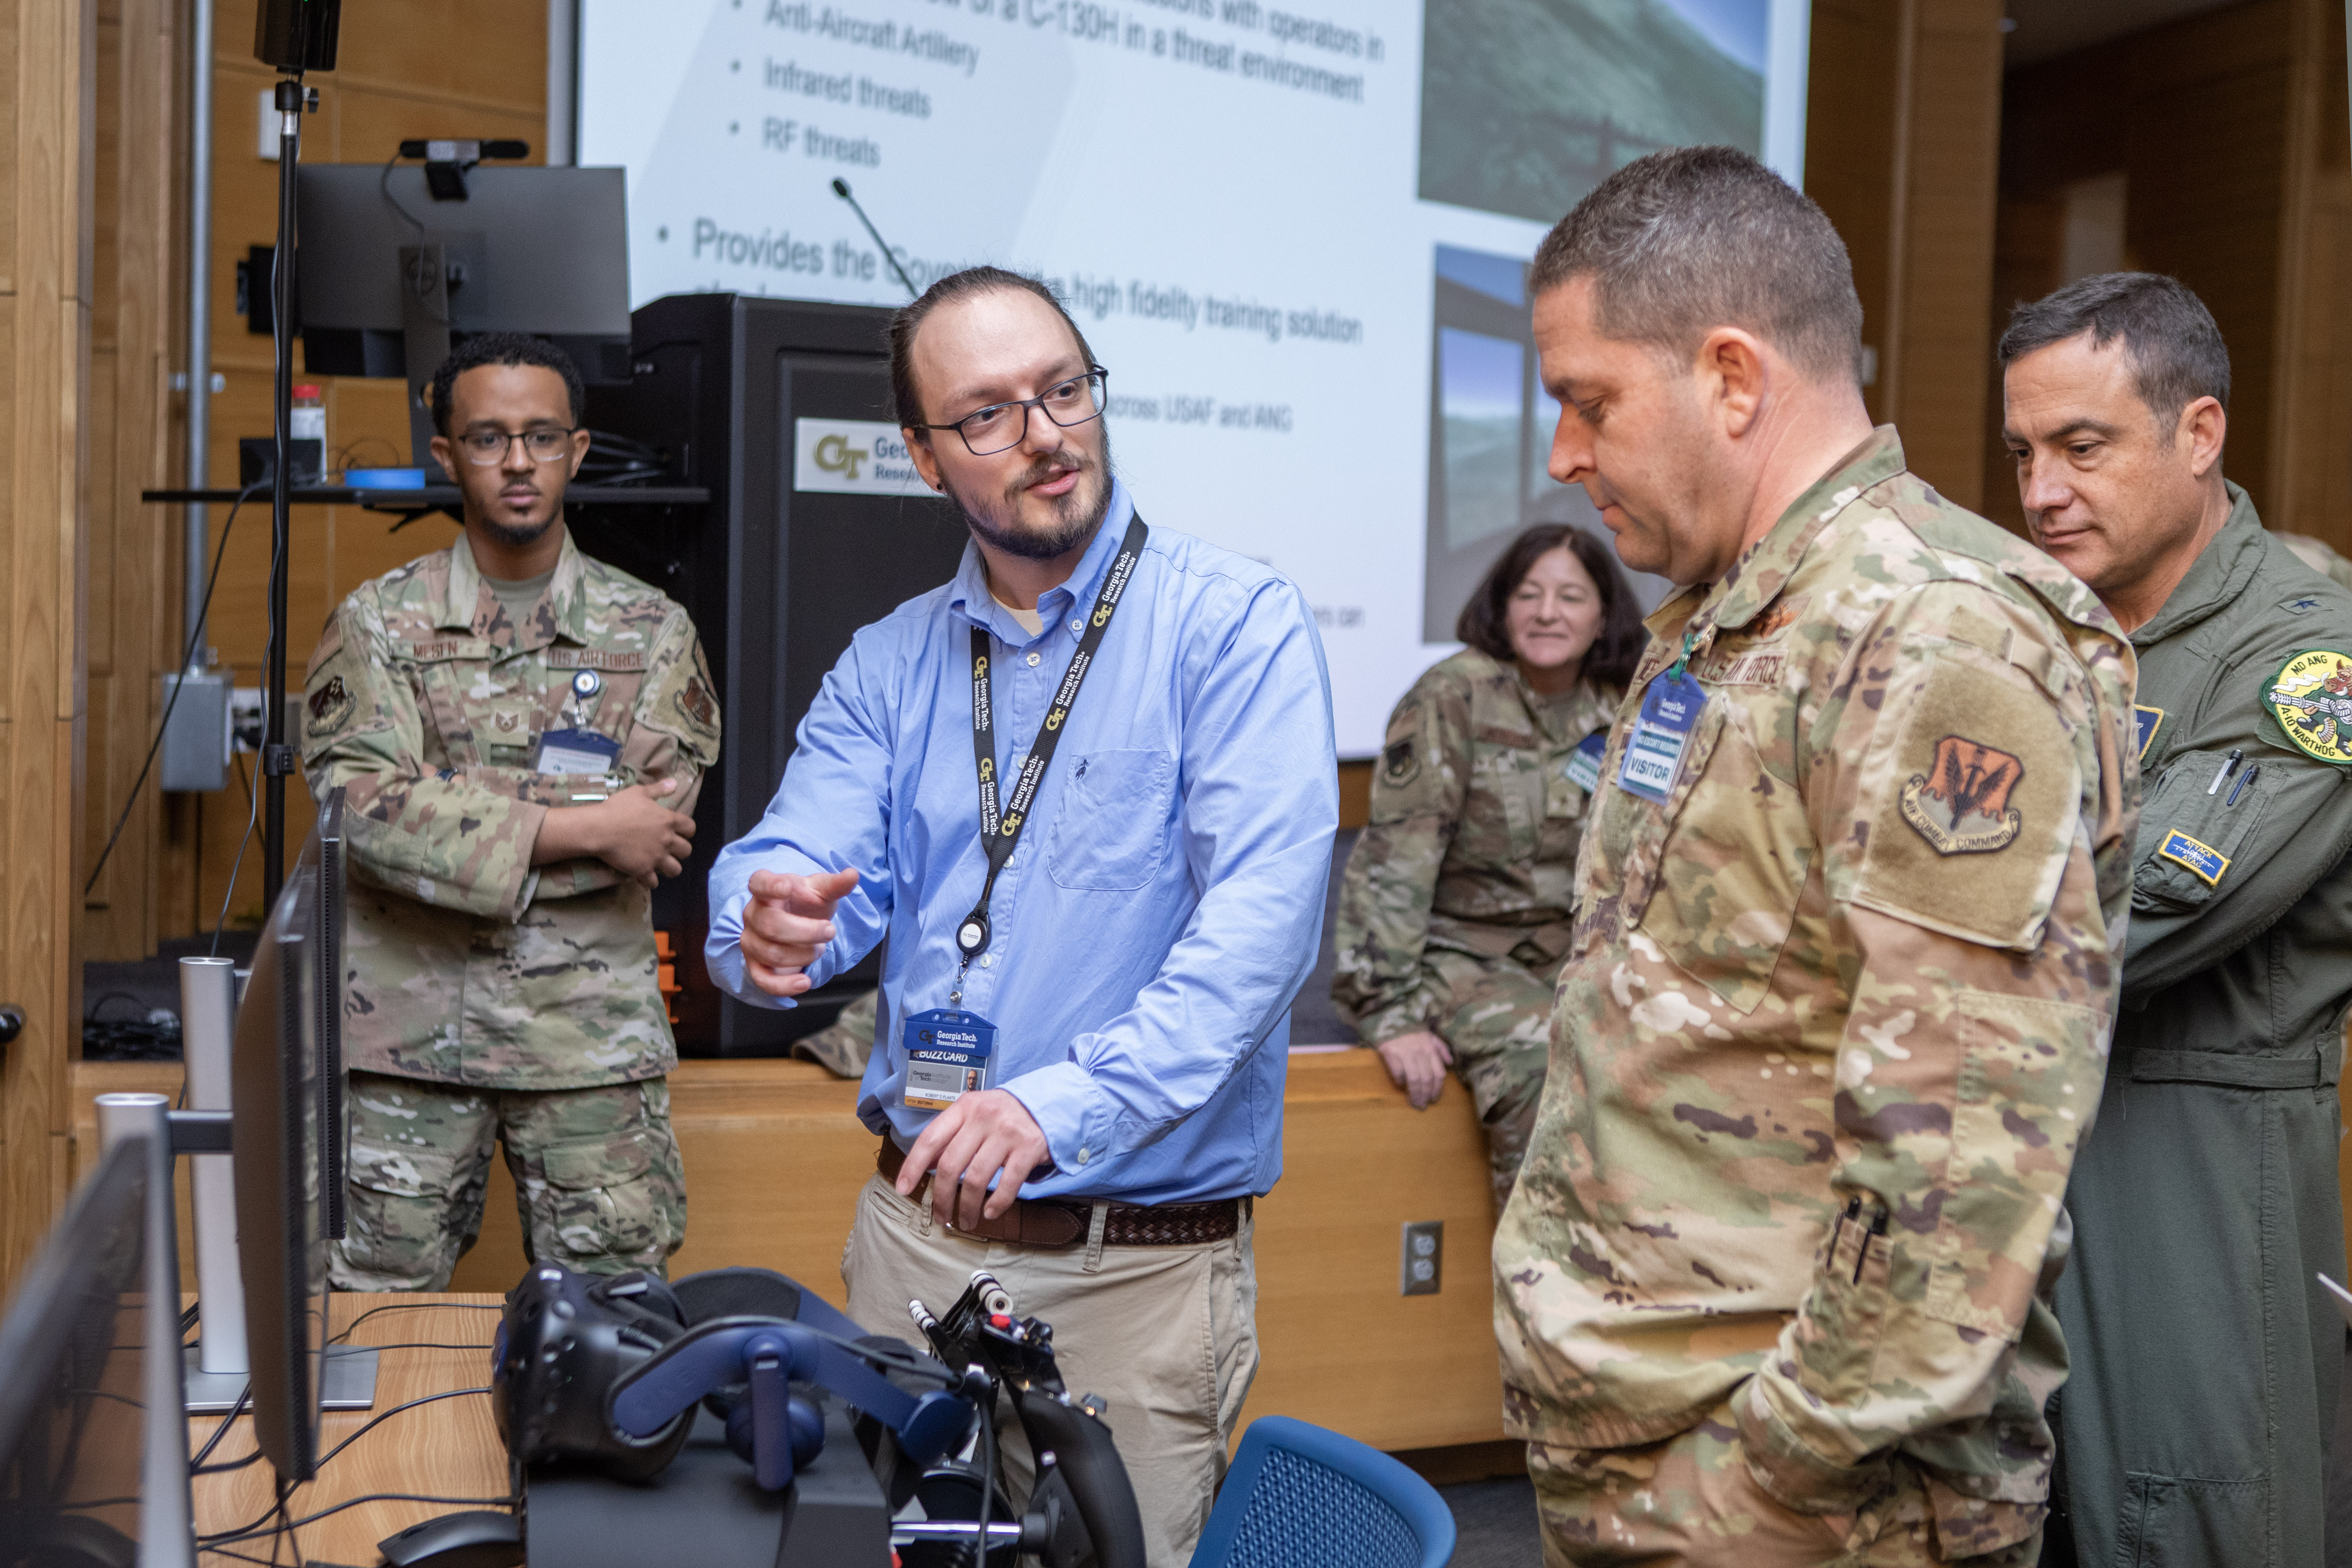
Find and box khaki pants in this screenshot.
[841,1175,1258,1568]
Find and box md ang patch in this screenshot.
[307,674,353,731]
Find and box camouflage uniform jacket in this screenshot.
[301,529,722,1090]
[1333,649,1618,1044]
[1492,428,2138,1554]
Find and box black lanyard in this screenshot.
[953,514,1149,994]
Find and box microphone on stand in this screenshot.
[831,178,921,299]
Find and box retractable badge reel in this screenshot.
[536,669,621,777]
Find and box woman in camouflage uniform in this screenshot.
[1332,525,1642,1211]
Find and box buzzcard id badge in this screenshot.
[1618,670,1706,802]
[535,728,621,775]
[901,1008,997,1111]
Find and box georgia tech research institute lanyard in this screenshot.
[949,512,1149,1005]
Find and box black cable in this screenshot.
[310,1386,491,1473]
[189,1383,253,1469]
[84,480,266,894]
[211,748,261,957]
[329,1300,504,1344]
[207,1491,520,1548]
[971,1395,997,1568]
[330,1341,495,1353]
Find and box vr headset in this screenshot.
[493,1263,1146,1568]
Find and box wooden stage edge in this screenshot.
[80,1048,1518,1466]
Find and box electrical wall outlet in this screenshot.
[1400,1220,1443,1296]
[231,688,268,753]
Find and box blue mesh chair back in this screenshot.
[1188,1414,1455,1568]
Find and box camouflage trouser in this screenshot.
[1424,944,1556,1213]
[794,987,879,1079]
[1527,1402,2041,1568]
[331,1070,687,1292]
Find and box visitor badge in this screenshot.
[901,1008,997,1112]
[535,727,621,775]
[1564,731,1608,794]
[1618,670,1706,802]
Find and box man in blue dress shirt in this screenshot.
[705,266,1338,1565]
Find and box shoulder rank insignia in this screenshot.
[2133,705,2165,761]
[2156,828,2229,887]
[2265,649,2352,765]
[1899,734,2024,855]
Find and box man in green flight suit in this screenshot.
[2000,273,2352,1568]
[303,333,722,1290]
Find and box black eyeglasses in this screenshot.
[913,368,1109,457]
[454,426,580,465]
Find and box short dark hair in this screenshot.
[1529,145,1864,385]
[1456,524,1646,691]
[427,332,585,437]
[889,266,1097,428]
[1996,271,2231,424]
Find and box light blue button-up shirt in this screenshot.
[705,482,1338,1205]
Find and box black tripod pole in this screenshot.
[262,75,308,915]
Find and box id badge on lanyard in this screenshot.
[1618,668,1707,802]
[901,1009,998,1110]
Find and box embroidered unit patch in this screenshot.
[2266,649,2352,765]
[2133,705,2165,761]
[1382,735,1419,787]
[1899,735,2025,855]
[2156,829,2229,887]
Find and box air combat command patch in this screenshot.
[1900,734,2025,855]
[2266,649,2352,765]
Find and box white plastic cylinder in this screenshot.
[180,956,246,1377]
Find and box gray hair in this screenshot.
[1529,145,1864,385]
[1996,271,2230,424]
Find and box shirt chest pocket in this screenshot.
[1046,748,1178,892]
[2132,748,2272,914]
[1634,706,1813,1016]
[405,640,505,768]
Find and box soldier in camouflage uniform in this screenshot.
[1333,525,1639,1211]
[304,334,721,1290]
[1497,150,2138,1566]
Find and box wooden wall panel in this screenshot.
[82,0,176,960]
[153,0,546,942]
[1805,0,2005,508]
[2,0,97,1280]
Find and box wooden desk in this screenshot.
[187,1294,508,1567]
[84,1048,1511,1461]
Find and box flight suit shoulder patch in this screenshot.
[2265,649,2352,765]
[1853,651,2079,951]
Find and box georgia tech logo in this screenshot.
[974,655,988,674]
[978,756,994,780]
[1044,710,1064,731]
[1000,812,1022,833]
[1092,604,1112,627]
[813,433,870,480]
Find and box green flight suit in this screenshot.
[2052,487,2352,1568]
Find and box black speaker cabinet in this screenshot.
[576,294,968,1056]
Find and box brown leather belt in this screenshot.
[877,1137,1244,1248]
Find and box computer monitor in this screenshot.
[0,1137,177,1565]
[232,827,331,1479]
[293,163,632,385]
[315,789,348,1243]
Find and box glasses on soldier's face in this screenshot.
[456,426,580,465]
[913,369,1108,457]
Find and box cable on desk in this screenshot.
[331,1341,496,1353]
[189,1384,253,1470]
[328,1301,503,1344]
[311,1386,493,1474]
[207,1492,520,1548]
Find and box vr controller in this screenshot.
[491,1263,1147,1568]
